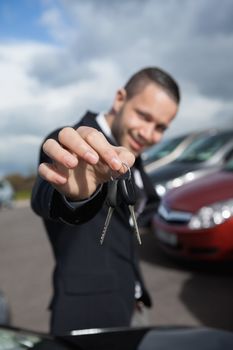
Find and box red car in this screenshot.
[152,157,233,261]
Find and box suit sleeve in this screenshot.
[31,127,108,225]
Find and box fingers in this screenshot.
[38,163,68,185]
[41,126,135,184]
[77,127,125,171]
[50,126,134,172]
[58,127,100,165]
[43,138,78,169]
[112,146,135,175]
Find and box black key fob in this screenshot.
[119,177,136,205]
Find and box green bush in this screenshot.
[6,173,36,200]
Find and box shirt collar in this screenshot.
[96,112,118,145]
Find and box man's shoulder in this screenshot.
[44,111,99,141]
[74,111,99,128]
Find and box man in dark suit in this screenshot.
[31,67,180,335]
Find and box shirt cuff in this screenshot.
[62,184,103,210]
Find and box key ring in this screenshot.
[120,162,132,180]
[110,162,131,181]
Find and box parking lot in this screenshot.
[0,203,233,333]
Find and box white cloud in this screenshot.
[1,0,233,175]
[0,41,124,174]
[0,134,41,175]
[168,93,225,137]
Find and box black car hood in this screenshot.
[149,161,214,183]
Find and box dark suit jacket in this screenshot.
[31,111,159,335]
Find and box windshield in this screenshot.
[224,156,233,171]
[143,135,186,163]
[177,132,233,163]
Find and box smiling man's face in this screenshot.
[109,83,178,156]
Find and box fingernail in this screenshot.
[110,157,122,169]
[85,151,99,164]
[55,176,67,185]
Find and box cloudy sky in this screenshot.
[0,0,233,176]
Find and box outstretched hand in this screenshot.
[38,126,135,200]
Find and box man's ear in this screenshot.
[112,88,127,113]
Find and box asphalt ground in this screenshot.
[0,202,233,333]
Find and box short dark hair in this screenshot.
[124,67,180,104]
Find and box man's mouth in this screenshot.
[129,135,146,153]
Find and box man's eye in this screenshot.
[156,125,167,133]
[138,112,150,121]
[138,112,145,119]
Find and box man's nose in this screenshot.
[151,130,163,145]
[140,126,161,145]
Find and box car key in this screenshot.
[100,179,119,245]
[119,171,142,245]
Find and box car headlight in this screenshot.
[188,199,233,229]
[155,172,196,197]
[155,184,167,197]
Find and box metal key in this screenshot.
[119,173,142,245]
[100,179,119,245]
